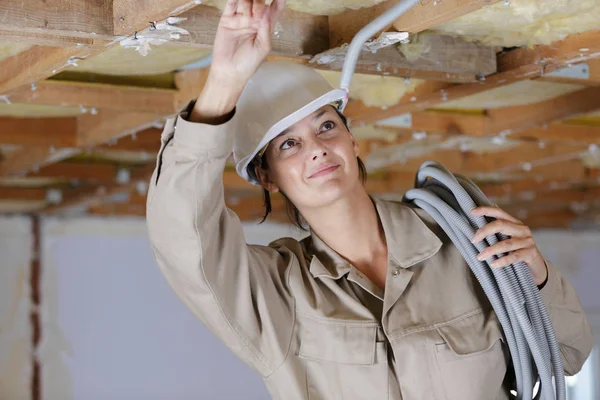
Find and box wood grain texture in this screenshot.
[9,80,180,114]
[113,0,202,35]
[0,117,77,147]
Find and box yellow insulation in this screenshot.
[317,70,424,108]
[432,0,600,47]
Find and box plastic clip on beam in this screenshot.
[337,1,566,398]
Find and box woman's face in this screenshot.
[257,105,361,210]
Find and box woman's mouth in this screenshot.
[309,164,340,179]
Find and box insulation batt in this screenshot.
[317,70,424,108]
[431,0,600,47]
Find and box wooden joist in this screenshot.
[487,87,600,135]
[345,30,600,125]
[0,46,89,94]
[113,0,202,35]
[0,117,77,147]
[8,81,180,114]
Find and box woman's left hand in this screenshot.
[470,206,548,286]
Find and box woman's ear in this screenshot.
[351,132,359,157]
[255,164,280,193]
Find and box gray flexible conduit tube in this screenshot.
[339,0,422,93]
[403,161,566,400]
[337,1,566,398]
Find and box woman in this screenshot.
[146,0,593,399]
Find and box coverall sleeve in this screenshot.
[146,111,295,378]
[539,259,594,376]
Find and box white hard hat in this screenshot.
[232,60,348,186]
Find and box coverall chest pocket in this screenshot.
[298,316,389,400]
[433,309,508,400]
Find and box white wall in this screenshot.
[39,217,306,400]
[0,217,32,400]
[1,215,597,400]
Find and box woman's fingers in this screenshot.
[269,0,286,28]
[255,5,272,48]
[252,0,266,20]
[223,0,238,16]
[476,236,535,262]
[471,205,521,224]
[236,0,253,16]
[485,248,537,269]
[471,218,531,243]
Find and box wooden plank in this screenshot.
[511,123,600,145]
[98,128,162,153]
[41,163,156,214]
[0,46,83,94]
[0,0,112,37]
[0,187,47,201]
[30,163,121,184]
[76,109,165,148]
[113,0,202,36]
[371,110,600,145]
[487,87,600,135]
[376,111,491,136]
[0,111,163,176]
[345,30,600,125]
[459,142,587,174]
[522,210,576,229]
[8,81,180,114]
[311,33,496,82]
[329,0,500,47]
[179,5,330,56]
[0,117,77,147]
[0,147,80,177]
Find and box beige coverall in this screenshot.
[146,110,594,400]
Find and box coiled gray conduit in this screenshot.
[403,161,565,400]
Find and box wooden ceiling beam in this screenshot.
[0,117,77,147]
[345,30,600,125]
[98,128,162,153]
[40,163,156,214]
[0,187,48,201]
[310,33,496,82]
[0,46,89,94]
[113,0,202,36]
[0,110,164,176]
[29,163,122,184]
[322,0,499,82]
[486,87,600,135]
[0,71,210,177]
[510,122,600,145]
[1,2,493,83]
[7,81,180,114]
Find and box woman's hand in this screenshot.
[470,206,548,286]
[210,0,286,87]
[191,0,285,123]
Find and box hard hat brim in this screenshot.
[236,88,348,186]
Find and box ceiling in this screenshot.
[0,0,599,229]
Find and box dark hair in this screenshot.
[250,108,367,230]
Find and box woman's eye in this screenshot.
[280,139,296,150]
[320,121,336,132]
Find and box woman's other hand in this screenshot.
[470,206,549,286]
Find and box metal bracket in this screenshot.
[377,113,412,128]
[546,63,590,80]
